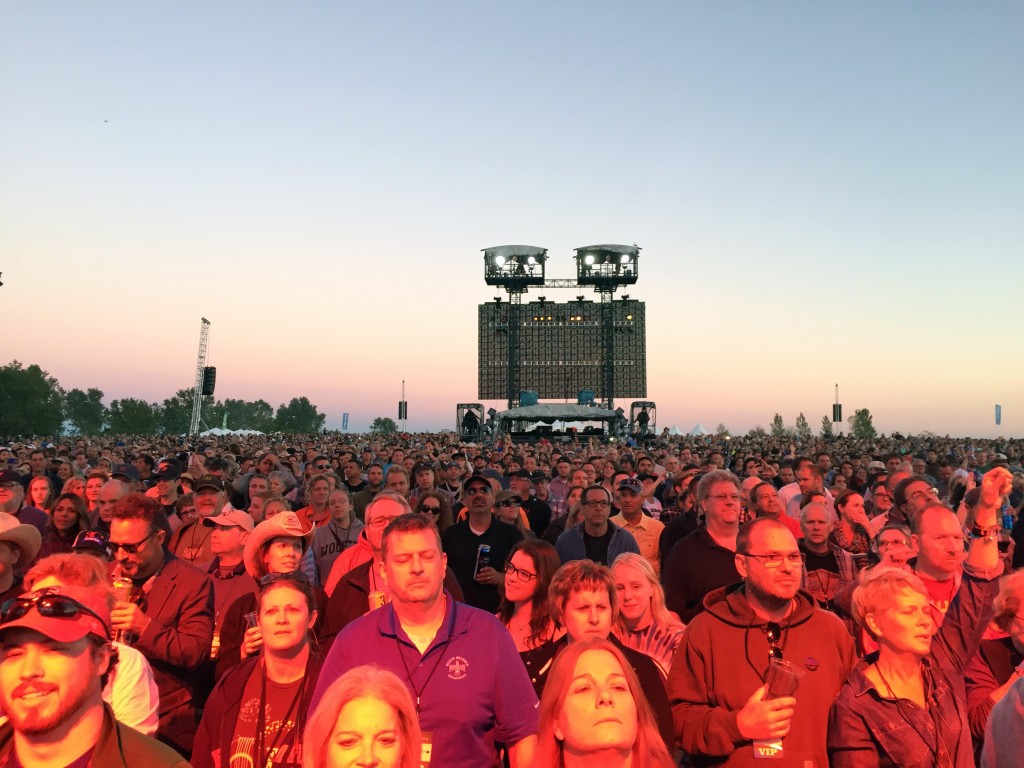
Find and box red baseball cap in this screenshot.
[0,584,111,643]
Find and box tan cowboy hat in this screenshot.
[0,512,42,570]
[242,511,313,578]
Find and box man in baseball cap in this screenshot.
[0,584,188,766]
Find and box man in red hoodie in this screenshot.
[668,517,855,767]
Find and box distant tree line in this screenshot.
[0,360,326,436]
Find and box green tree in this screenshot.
[217,398,276,432]
[108,398,161,434]
[848,408,877,439]
[371,417,398,435]
[715,422,731,437]
[0,361,64,436]
[160,388,205,435]
[820,415,834,438]
[770,413,788,437]
[747,425,768,438]
[794,412,812,441]
[275,397,326,433]
[64,387,107,435]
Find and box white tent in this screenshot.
[688,422,710,436]
[199,428,266,437]
[666,425,684,436]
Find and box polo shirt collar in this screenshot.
[376,589,465,650]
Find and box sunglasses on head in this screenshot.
[259,570,311,589]
[1,593,107,632]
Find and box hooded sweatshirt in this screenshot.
[668,584,855,767]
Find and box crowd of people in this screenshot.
[1,429,1023,767]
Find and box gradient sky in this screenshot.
[3,2,1022,437]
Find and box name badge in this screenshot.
[419,731,433,767]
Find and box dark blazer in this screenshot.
[133,553,215,756]
[321,559,466,648]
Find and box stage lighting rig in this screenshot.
[574,244,640,291]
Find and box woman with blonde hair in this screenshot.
[828,468,1010,767]
[60,475,87,502]
[303,664,421,768]
[536,637,675,768]
[611,553,685,677]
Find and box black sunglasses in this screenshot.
[1,593,107,630]
[765,621,783,661]
[259,570,311,589]
[110,530,157,555]
[420,505,442,514]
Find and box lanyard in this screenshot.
[255,658,307,768]
[395,601,457,714]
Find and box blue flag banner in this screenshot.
[995,405,1001,426]
[342,412,349,431]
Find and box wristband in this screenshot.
[968,523,998,541]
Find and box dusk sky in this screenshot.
[3,2,1021,437]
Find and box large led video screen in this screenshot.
[478,299,646,400]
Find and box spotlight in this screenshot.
[527,256,537,265]
[494,255,506,266]
[584,254,595,266]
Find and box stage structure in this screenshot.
[479,244,646,410]
[189,318,211,436]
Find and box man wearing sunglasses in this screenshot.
[0,585,188,767]
[442,474,523,613]
[109,493,214,758]
[668,517,855,767]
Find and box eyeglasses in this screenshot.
[708,493,742,503]
[742,552,806,568]
[420,505,441,515]
[876,538,909,549]
[765,621,783,661]
[1,593,107,630]
[110,531,157,555]
[259,570,311,588]
[368,515,401,528]
[908,487,938,502]
[314,464,330,470]
[0,482,19,491]
[497,500,521,508]
[504,562,537,581]
[582,499,611,509]
[464,486,491,495]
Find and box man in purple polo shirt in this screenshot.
[310,513,537,768]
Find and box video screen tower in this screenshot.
[479,244,646,409]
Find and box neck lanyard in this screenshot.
[395,601,457,714]
[328,520,357,551]
[255,656,307,768]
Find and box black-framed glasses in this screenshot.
[464,486,491,495]
[743,552,805,569]
[504,562,537,582]
[1,593,107,629]
[314,464,330,470]
[765,621,783,660]
[582,500,611,509]
[420,505,442,515]
[497,500,521,508]
[110,531,157,555]
[259,570,311,588]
